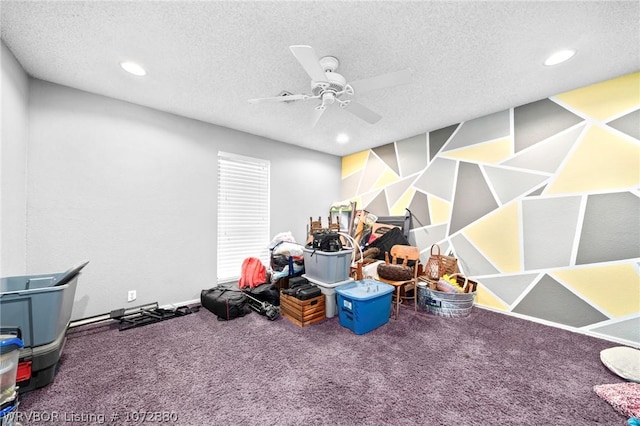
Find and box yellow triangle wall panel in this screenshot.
[390,188,415,216]
[442,137,512,164]
[475,287,510,311]
[428,194,451,224]
[546,124,640,194]
[463,202,521,273]
[342,150,370,179]
[373,168,399,190]
[554,72,640,122]
[552,264,640,317]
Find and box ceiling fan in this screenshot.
[248,45,413,127]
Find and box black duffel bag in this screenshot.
[247,283,280,306]
[201,287,251,321]
[365,227,411,262]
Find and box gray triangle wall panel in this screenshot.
[449,162,499,235]
[480,273,540,306]
[365,191,389,216]
[408,191,430,228]
[384,177,415,209]
[445,110,510,152]
[413,157,457,202]
[450,233,500,276]
[341,170,361,201]
[514,99,583,153]
[396,133,428,177]
[373,143,399,176]
[590,317,640,343]
[484,166,549,204]
[607,109,640,140]
[502,124,585,174]
[429,125,457,160]
[512,275,609,327]
[522,196,582,270]
[577,192,640,264]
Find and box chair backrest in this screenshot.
[389,245,420,280]
[390,245,420,262]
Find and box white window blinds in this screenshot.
[217,152,270,284]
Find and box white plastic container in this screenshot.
[303,275,354,318]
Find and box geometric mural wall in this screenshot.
[341,71,640,346]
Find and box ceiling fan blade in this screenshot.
[289,45,328,82]
[311,105,326,128]
[343,100,382,124]
[349,68,413,95]
[248,94,310,104]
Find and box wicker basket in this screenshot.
[424,244,458,280]
[441,254,458,277]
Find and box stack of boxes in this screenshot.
[302,247,354,318]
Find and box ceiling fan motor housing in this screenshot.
[311,71,346,96]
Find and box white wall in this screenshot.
[1,41,29,276]
[26,79,341,319]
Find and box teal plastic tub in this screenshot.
[335,279,394,335]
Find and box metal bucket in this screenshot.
[417,283,475,318]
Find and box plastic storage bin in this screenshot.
[303,275,353,318]
[335,279,394,335]
[0,262,87,348]
[303,248,353,284]
[0,334,23,406]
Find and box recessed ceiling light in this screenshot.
[120,61,146,76]
[336,133,349,144]
[544,49,576,66]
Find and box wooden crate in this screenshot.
[280,292,325,327]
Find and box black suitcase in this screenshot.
[200,287,251,321]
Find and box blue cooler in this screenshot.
[336,280,394,335]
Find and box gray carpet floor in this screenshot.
[18,305,627,425]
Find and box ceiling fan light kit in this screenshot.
[248,45,412,128]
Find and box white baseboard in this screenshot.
[159,298,201,310]
[476,305,640,349]
[70,299,202,328]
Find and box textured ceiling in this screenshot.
[1,1,639,156]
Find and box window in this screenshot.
[217,152,270,284]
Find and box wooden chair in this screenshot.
[377,245,420,319]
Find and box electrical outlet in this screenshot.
[127,290,136,302]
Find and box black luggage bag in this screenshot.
[247,283,280,306]
[200,287,251,321]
